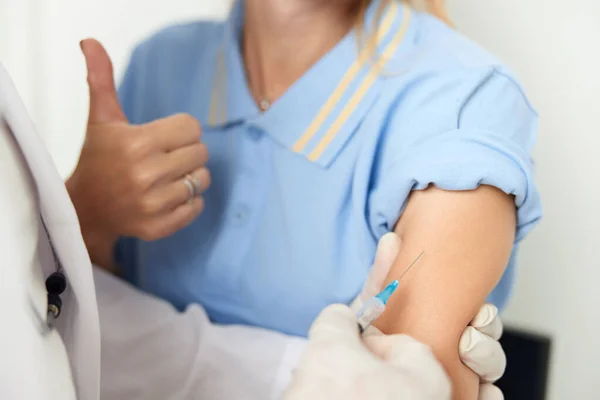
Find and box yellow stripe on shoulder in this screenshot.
[291,1,400,153]
[307,6,412,162]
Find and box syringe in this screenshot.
[356,250,425,333]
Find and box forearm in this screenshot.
[374,185,515,399]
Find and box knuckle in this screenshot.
[129,166,154,190]
[139,197,161,215]
[174,113,202,139]
[124,135,148,156]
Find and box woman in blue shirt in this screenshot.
[68,1,541,398]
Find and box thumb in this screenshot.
[80,38,127,124]
[360,233,402,301]
[308,304,361,347]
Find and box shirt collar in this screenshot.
[208,0,414,167]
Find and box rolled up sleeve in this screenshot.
[369,68,542,243]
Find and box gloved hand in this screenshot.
[350,233,506,400]
[284,304,451,400]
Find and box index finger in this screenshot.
[144,113,202,152]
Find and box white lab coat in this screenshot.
[0,64,101,400]
[0,63,307,400]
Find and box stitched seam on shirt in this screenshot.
[456,66,497,130]
[492,68,539,118]
[456,66,539,149]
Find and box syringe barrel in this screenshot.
[356,297,386,331]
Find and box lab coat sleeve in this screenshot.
[94,267,307,400]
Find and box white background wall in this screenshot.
[1,0,231,176]
[1,1,599,398]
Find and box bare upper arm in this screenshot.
[373,185,515,399]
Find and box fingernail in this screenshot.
[485,305,498,325]
[79,40,84,51]
[377,233,401,256]
[473,306,491,327]
[461,328,484,352]
[380,232,397,242]
[473,304,497,327]
[381,232,401,246]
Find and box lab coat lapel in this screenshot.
[0,64,101,400]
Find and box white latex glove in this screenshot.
[350,233,506,400]
[284,304,451,400]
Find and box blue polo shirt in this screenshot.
[115,0,542,336]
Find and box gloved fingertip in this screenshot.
[479,383,504,400]
[472,304,498,328]
[370,233,401,278]
[461,328,507,383]
[377,232,402,255]
[460,326,484,353]
[380,232,401,244]
[472,305,504,341]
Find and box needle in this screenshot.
[398,250,425,282]
[355,250,426,334]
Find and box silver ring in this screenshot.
[189,173,202,196]
[183,174,196,203]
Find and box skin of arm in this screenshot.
[66,177,119,273]
[373,185,516,400]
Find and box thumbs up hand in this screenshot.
[67,39,210,268]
